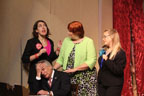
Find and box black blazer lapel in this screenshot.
[42,78,51,90]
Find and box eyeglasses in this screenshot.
[103,34,111,38]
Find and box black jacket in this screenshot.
[35,70,71,96]
[98,49,126,86]
[21,37,58,83]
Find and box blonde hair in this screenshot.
[104,29,122,59]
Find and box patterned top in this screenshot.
[66,45,76,70]
[66,44,98,96]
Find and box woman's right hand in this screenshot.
[64,68,77,73]
[30,48,46,61]
[38,48,47,56]
[102,54,108,60]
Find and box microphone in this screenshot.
[99,45,109,56]
[99,45,109,69]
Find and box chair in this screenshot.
[0,82,13,96]
[13,85,29,96]
[71,84,79,96]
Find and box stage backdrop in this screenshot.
[0,0,113,87]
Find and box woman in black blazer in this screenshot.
[98,29,126,96]
[22,20,59,94]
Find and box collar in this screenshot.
[72,37,84,44]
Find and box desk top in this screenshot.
[29,95,50,96]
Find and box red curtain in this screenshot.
[113,0,144,95]
[131,0,144,95]
[113,0,132,96]
[113,0,133,96]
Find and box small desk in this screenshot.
[29,95,50,96]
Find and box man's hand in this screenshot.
[36,63,42,77]
[37,90,49,95]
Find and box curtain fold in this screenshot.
[113,0,133,96]
[113,0,144,95]
[131,0,144,95]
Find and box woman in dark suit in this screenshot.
[98,29,126,96]
[22,20,59,94]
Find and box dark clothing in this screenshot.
[34,70,71,96]
[98,49,126,96]
[21,37,58,93]
[98,84,122,96]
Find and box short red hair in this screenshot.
[67,21,84,38]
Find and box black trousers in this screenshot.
[98,84,123,96]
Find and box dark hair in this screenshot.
[67,21,84,38]
[32,20,51,38]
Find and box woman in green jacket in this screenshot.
[54,21,98,96]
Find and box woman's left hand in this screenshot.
[64,68,77,73]
[57,40,62,49]
[56,40,62,55]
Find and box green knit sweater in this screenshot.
[56,36,97,70]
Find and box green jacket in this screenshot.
[56,36,97,70]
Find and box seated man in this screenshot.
[35,60,71,96]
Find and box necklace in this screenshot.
[72,38,84,44]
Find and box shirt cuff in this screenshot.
[36,76,41,80]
